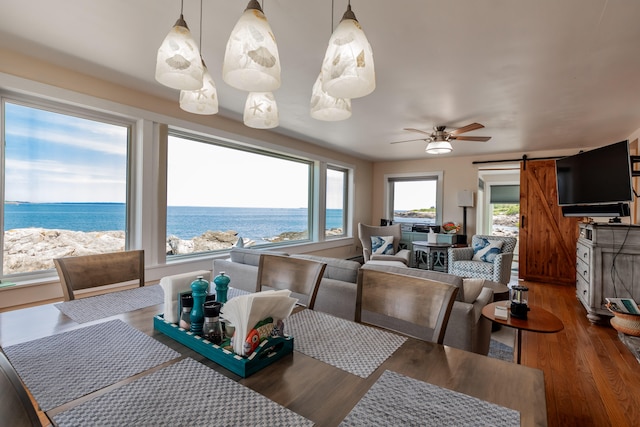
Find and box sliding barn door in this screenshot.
[519,160,579,285]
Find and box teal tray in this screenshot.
[153,314,293,377]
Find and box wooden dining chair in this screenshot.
[356,268,459,344]
[54,250,145,301]
[0,349,43,427]
[256,254,327,309]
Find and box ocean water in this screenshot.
[3,203,344,242]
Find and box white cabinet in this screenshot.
[577,223,640,323]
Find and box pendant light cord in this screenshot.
[199,0,203,49]
[180,0,184,15]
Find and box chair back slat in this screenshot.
[356,268,458,344]
[54,250,145,301]
[256,254,326,309]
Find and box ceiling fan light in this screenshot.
[223,0,281,92]
[179,61,219,115]
[426,140,452,154]
[243,92,279,129]
[321,4,375,99]
[310,73,352,121]
[156,15,204,90]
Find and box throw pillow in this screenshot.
[462,278,485,303]
[472,238,504,263]
[371,235,395,255]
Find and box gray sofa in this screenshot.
[213,248,360,321]
[212,247,495,355]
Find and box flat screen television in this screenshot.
[555,140,634,217]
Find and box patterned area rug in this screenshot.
[53,358,313,427]
[340,370,520,426]
[488,339,514,362]
[54,285,164,323]
[3,319,180,411]
[285,310,407,378]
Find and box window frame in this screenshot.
[164,128,317,258]
[383,171,444,226]
[325,165,348,239]
[0,92,136,281]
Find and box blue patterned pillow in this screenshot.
[371,235,395,255]
[472,238,504,263]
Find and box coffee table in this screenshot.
[412,241,451,272]
[482,301,564,364]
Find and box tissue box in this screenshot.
[153,314,293,377]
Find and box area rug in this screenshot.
[286,310,407,378]
[3,319,180,411]
[54,284,164,323]
[488,339,514,363]
[52,358,313,427]
[340,370,520,426]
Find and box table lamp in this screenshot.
[457,190,474,237]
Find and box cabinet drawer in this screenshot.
[576,241,591,265]
[576,275,589,306]
[576,256,590,282]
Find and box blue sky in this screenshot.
[4,102,127,203]
[4,102,330,208]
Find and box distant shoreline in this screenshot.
[2,227,343,275]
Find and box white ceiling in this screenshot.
[2,0,640,161]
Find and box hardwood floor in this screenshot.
[519,279,640,427]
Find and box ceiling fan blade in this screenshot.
[390,138,427,145]
[449,136,492,142]
[403,127,433,137]
[449,122,484,135]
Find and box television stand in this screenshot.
[576,223,640,323]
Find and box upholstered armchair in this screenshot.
[358,223,411,265]
[448,235,517,285]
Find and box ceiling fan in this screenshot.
[391,122,492,154]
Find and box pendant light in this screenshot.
[223,0,281,92]
[243,92,279,129]
[321,0,375,99]
[180,60,219,114]
[179,0,218,115]
[310,72,352,121]
[156,0,204,91]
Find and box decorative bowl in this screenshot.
[607,303,640,336]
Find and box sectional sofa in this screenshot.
[210,247,496,355]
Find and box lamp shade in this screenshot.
[156,15,204,90]
[223,0,281,92]
[310,73,352,121]
[425,140,452,154]
[243,92,279,129]
[321,4,375,99]
[179,62,219,115]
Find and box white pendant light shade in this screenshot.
[223,0,281,92]
[425,140,453,154]
[321,4,375,99]
[179,62,219,115]
[310,73,352,121]
[156,15,204,90]
[243,92,279,129]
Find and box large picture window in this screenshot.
[386,173,443,226]
[2,98,130,276]
[326,167,347,237]
[166,132,313,256]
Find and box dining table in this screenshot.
[0,295,548,427]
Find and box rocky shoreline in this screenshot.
[3,227,342,275]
